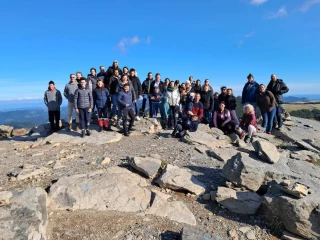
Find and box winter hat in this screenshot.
[49,80,55,85]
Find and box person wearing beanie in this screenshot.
[93,79,110,132]
[64,74,80,131]
[129,68,142,120]
[74,78,93,137]
[44,80,63,132]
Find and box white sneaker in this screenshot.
[135,116,140,121]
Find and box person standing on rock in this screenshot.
[93,79,110,132]
[44,81,63,132]
[129,68,142,121]
[141,72,154,117]
[74,78,93,137]
[189,76,195,88]
[97,66,105,81]
[107,68,121,120]
[117,83,135,136]
[150,73,165,94]
[239,104,258,143]
[266,74,289,129]
[165,81,180,129]
[192,79,202,94]
[87,67,99,114]
[105,60,122,85]
[122,66,129,77]
[76,72,87,89]
[242,73,259,116]
[64,74,80,131]
[218,86,228,105]
[200,85,214,127]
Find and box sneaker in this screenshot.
[86,129,91,136]
[135,116,140,121]
[244,136,251,143]
[81,130,85,138]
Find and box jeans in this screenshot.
[67,102,79,124]
[203,109,213,127]
[78,108,89,130]
[152,102,160,116]
[123,108,135,133]
[134,102,139,116]
[274,104,283,127]
[97,107,108,119]
[168,106,178,128]
[111,94,118,117]
[48,110,60,129]
[261,107,276,133]
[142,94,152,116]
[230,110,240,126]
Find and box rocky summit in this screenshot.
[0,115,320,239]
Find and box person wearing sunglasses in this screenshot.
[64,74,80,131]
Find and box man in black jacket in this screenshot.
[129,68,142,120]
[141,72,153,117]
[266,74,289,129]
[104,60,122,85]
[150,73,165,93]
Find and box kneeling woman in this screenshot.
[239,104,258,143]
[213,101,233,134]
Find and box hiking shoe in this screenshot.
[135,116,140,121]
[81,130,85,138]
[86,130,91,136]
[244,136,251,143]
[124,132,129,137]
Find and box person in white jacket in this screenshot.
[165,81,180,129]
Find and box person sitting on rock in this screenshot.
[93,79,110,132]
[171,114,199,138]
[74,78,93,137]
[117,83,135,136]
[44,80,63,133]
[213,101,233,134]
[239,104,258,143]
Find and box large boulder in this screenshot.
[263,190,320,240]
[0,188,48,240]
[146,191,196,225]
[223,153,266,191]
[49,167,151,212]
[253,140,280,163]
[131,157,161,178]
[0,125,13,138]
[156,164,206,195]
[215,187,262,215]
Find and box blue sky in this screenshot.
[0,0,319,100]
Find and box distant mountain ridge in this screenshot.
[283,96,310,103]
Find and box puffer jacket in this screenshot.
[108,75,120,94]
[115,80,136,101]
[63,81,78,103]
[74,87,93,109]
[266,79,289,104]
[87,74,98,92]
[165,88,180,106]
[93,86,109,109]
[117,90,133,110]
[242,81,259,104]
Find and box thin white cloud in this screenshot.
[117,36,150,53]
[264,6,288,19]
[300,0,320,12]
[250,0,268,5]
[238,30,255,48]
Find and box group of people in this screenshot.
[44,60,289,140]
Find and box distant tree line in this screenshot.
[289,109,320,121]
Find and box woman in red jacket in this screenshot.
[239,104,258,143]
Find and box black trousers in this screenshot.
[48,110,60,129]
[172,123,186,138]
[168,106,178,128]
[123,108,135,133]
[79,108,89,130]
[142,96,153,116]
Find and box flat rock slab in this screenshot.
[42,128,122,145]
[283,121,295,126]
[290,150,319,162]
[0,187,47,240]
[296,141,320,153]
[209,147,239,162]
[180,226,219,240]
[49,167,151,212]
[146,191,196,226]
[131,157,162,178]
[156,164,206,195]
[215,187,262,215]
[17,165,51,181]
[183,130,232,149]
[223,153,266,191]
[253,140,280,163]
[282,231,305,240]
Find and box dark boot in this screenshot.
[86,129,91,136]
[97,119,103,132]
[81,129,85,138]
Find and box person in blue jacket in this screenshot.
[242,73,259,116]
[93,79,110,132]
[117,83,135,136]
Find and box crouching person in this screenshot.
[171,115,199,138]
[239,104,258,143]
[44,81,63,132]
[74,78,93,137]
[117,83,135,136]
[93,79,110,132]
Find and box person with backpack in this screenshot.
[266,74,289,129]
[117,83,135,136]
[257,84,277,134]
[165,81,180,129]
[44,81,63,132]
[74,78,93,137]
[93,79,110,132]
[213,101,233,134]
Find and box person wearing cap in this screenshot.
[141,72,154,117]
[105,60,122,84]
[44,80,63,132]
[129,68,142,120]
[242,73,259,115]
[64,74,80,131]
